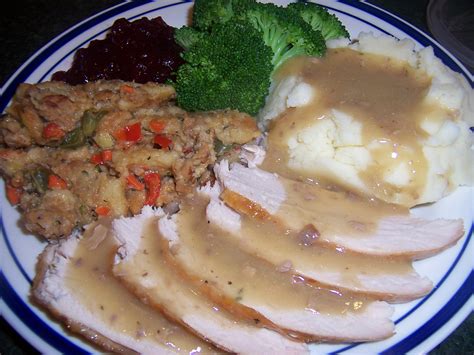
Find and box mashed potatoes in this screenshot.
[259,33,473,207]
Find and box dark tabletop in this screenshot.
[0,1,472,354]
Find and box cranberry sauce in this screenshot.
[52,17,185,85]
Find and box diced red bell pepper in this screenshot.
[101,150,112,161]
[91,150,113,165]
[125,123,142,141]
[90,153,103,165]
[154,135,172,149]
[143,172,161,206]
[43,123,65,139]
[6,184,22,205]
[113,123,142,142]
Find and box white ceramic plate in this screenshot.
[0,1,472,354]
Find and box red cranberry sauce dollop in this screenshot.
[52,17,185,85]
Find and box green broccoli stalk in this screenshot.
[287,2,350,41]
[175,21,273,116]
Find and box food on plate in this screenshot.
[0,80,259,239]
[174,19,274,116]
[1,0,471,352]
[207,162,437,302]
[174,0,347,115]
[0,80,175,148]
[215,160,464,259]
[52,17,185,85]
[259,32,474,207]
[112,207,309,354]
[158,192,395,342]
[32,219,215,353]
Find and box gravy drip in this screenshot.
[65,220,211,353]
[263,48,440,205]
[175,195,370,315]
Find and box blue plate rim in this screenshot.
[0,0,472,353]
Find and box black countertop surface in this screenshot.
[0,1,472,354]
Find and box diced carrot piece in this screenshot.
[113,127,128,141]
[95,205,110,216]
[48,174,67,189]
[120,84,135,94]
[149,119,166,133]
[126,174,145,191]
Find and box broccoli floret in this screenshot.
[192,0,255,30]
[175,0,340,116]
[175,21,273,115]
[244,3,326,70]
[287,2,349,41]
[174,26,204,50]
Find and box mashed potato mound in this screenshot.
[259,33,473,207]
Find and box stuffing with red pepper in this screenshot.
[0,80,260,240]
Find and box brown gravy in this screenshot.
[282,178,406,236]
[215,187,415,291]
[222,176,407,239]
[190,190,414,293]
[263,48,445,206]
[237,215,413,287]
[65,221,212,353]
[113,217,278,348]
[174,195,371,315]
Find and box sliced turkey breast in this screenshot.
[31,220,212,354]
[201,178,433,303]
[157,194,395,342]
[112,207,309,354]
[215,161,464,259]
